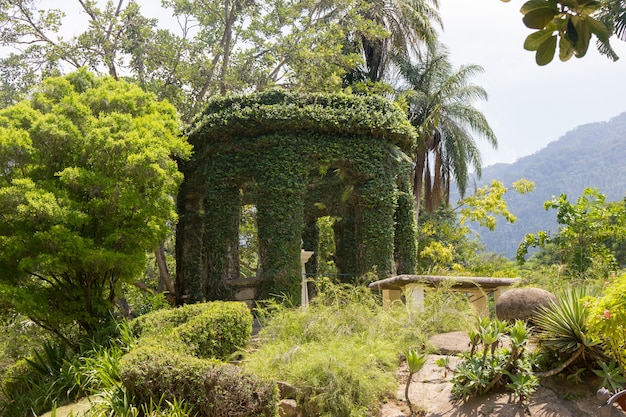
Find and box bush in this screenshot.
[587,273,626,371]
[175,301,252,360]
[119,346,278,417]
[1,358,34,401]
[130,302,210,336]
[130,301,252,360]
[1,341,81,417]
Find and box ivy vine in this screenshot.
[177,89,418,303]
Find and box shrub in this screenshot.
[1,342,81,417]
[129,302,209,336]
[130,301,252,361]
[174,301,252,360]
[587,273,626,371]
[1,358,34,401]
[119,345,278,417]
[451,318,538,405]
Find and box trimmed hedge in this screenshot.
[130,301,252,360]
[130,302,210,336]
[119,346,278,417]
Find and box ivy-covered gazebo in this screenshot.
[175,89,418,304]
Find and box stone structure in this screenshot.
[368,274,520,317]
[175,90,418,304]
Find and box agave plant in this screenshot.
[533,287,598,377]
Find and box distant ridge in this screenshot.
[470,111,626,258]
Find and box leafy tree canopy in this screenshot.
[517,188,626,278]
[501,0,625,65]
[0,69,191,341]
[0,0,391,118]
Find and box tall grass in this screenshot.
[245,278,473,417]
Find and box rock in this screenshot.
[428,331,470,355]
[277,380,298,399]
[495,288,557,322]
[278,399,300,417]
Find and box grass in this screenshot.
[244,278,473,417]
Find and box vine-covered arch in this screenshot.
[176,89,418,304]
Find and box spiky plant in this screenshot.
[533,287,598,377]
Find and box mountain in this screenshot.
[470,111,626,258]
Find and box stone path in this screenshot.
[379,331,626,417]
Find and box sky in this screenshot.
[437,0,626,167]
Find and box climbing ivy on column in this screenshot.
[177,89,417,304]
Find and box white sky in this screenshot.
[438,0,626,167]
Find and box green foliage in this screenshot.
[452,318,537,403]
[501,0,617,64]
[404,349,427,417]
[238,205,259,278]
[119,345,278,417]
[592,360,626,393]
[458,179,535,231]
[131,301,252,361]
[1,341,81,417]
[316,216,339,277]
[0,69,191,339]
[517,188,626,279]
[534,287,596,355]
[174,302,252,360]
[416,177,531,275]
[395,44,497,215]
[179,89,417,301]
[417,207,483,273]
[246,279,471,417]
[0,0,385,119]
[587,273,626,371]
[190,89,416,152]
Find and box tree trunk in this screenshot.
[155,243,175,295]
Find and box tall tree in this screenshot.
[0,69,191,340]
[394,44,497,222]
[344,0,441,84]
[517,188,626,278]
[0,0,378,114]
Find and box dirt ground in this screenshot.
[379,332,626,417]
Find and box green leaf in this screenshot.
[558,34,575,61]
[524,29,555,51]
[521,0,558,29]
[522,9,558,29]
[587,16,611,42]
[536,34,557,65]
[572,15,591,58]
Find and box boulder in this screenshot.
[495,288,557,322]
[278,399,300,417]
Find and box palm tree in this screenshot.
[345,0,442,84]
[394,44,497,222]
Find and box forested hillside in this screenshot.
[473,111,626,258]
